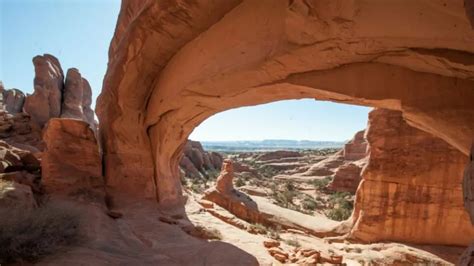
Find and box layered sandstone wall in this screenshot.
[351,109,474,246]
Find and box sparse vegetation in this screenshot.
[301,195,318,211]
[248,223,268,234]
[271,184,297,208]
[0,202,80,264]
[309,176,332,190]
[284,236,301,248]
[326,192,354,221]
[234,177,246,187]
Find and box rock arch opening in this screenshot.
[96,0,474,257]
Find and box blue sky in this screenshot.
[2,1,370,141]
[190,100,370,142]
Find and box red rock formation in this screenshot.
[351,109,474,246]
[329,162,365,194]
[464,144,474,224]
[3,89,25,114]
[82,78,96,128]
[96,1,474,210]
[61,68,85,120]
[342,130,367,161]
[328,130,368,193]
[24,54,64,127]
[180,140,223,178]
[215,159,234,194]
[42,118,102,194]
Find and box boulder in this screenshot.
[0,181,37,209]
[24,54,64,127]
[351,109,474,246]
[0,140,40,173]
[42,118,103,194]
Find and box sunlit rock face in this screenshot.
[42,118,102,195]
[351,109,474,246]
[96,0,474,207]
[24,54,64,128]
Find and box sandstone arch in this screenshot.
[96,0,474,207]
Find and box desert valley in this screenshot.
[1,0,474,265]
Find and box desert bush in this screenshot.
[301,196,317,211]
[0,202,80,264]
[234,177,245,187]
[205,169,220,180]
[284,237,301,248]
[248,223,268,234]
[326,192,353,221]
[310,176,332,190]
[266,226,281,240]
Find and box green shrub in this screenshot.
[284,237,301,248]
[326,192,354,221]
[234,178,245,187]
[310,176,332,190]
[248,223,268,234]
[301,196,317,211]
[0,202,80,264]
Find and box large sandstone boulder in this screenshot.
[42,118,102,194]
[24,54,64,127]
[351,109,474,246]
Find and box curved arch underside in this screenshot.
[96,0,474,207]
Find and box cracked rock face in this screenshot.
[350,109,474,246]
[96,0,474,208]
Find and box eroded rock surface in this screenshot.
[24,54,64,127]
[42,118,102,194]
[351,109,474,246]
